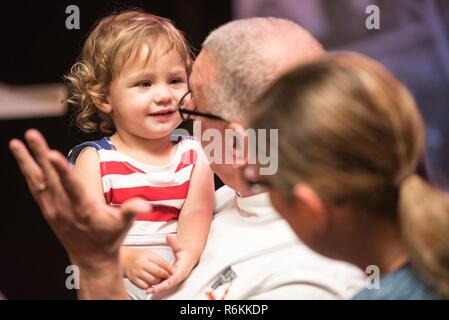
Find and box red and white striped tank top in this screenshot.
[68,136,199,246]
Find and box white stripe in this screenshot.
[123,220,178,246]
[148,199,185,208]
[99,148,181,162]
[98,145,196,171]
[102,165,193,193]
[110,199,184,209]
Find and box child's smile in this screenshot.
[147,107,178,121]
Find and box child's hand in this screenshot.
[123,248,174,290]
[146,235,197,294]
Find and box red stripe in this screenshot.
[104,180,190,204]
[104,190,112,203]
[175,150,197,173]
[135,205,180,222]
[101,161,145,176]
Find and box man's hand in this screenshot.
[9,129,150,299]
[122,247,174,290]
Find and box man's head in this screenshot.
[189,17,324,194]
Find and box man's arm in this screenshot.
[9,129,150,299]
[75,258,126,299]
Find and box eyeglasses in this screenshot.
[177,90,227,122]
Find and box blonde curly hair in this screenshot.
[65,10,193,134]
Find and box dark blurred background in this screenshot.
[0,0,447,299]
[0,0,231,300]
[235,0,449,190]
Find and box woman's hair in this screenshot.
[65,10,193,134]
[250,52,449,298]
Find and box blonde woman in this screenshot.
[249,53,449,299]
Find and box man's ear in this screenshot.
[93,96,112,114]
[226,122,248,169]
[292,184,330,233]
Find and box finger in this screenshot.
[9,138,57,218]
[150,256,193,293]
[9,139,45,195]
[166,234,182,253]
[49,150,91,205]
[131,277,152,290]
[25,129,61,191]
[138,271,162,287]
[148,275,179,294]
[120,198,152,225]
[149,264,190,293]
[142,262,171,279]
[49,149,98,222]
[143,251,173,274]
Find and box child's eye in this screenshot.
[138,81,152,87]
[170,78,185,85]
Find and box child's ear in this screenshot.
[93,96,112,114]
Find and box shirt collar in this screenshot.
[235,192,281,221]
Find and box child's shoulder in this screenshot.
[175,135,201,151]
[174,135,207,167]
[68,137,113,166]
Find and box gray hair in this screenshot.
[201,17,324,122]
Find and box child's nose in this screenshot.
[153,85,172,104]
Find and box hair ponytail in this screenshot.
[400,174,449,298]
[252,53,449,298]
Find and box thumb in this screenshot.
[166,234,182,253]
[120,198,151,223]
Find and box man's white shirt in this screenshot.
[151,187,365,300]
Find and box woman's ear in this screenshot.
[226,122,248,169]
[292,184,330,233]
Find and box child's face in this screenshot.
[102,46,188,140]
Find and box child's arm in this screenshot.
[176,155,214,260]
[73,148,172,287]
[148,150,214,293]
[72,148,105,205]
